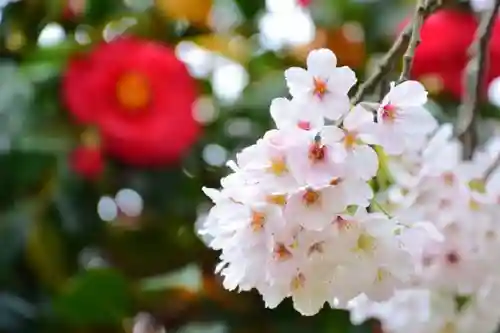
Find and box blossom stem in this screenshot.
[371,199,393,218]
[484,153,500,181]
[457,1,500,160]
[351,0,440,105]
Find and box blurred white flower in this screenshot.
[97,196,118,222]
[115,188,144,218]
[97,188,143,222]
[470,0,494,12]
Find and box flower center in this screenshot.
[335,216,357,232]
[381,103,397,123]
[442,172,455,186]
[308,242,324,256]
[343,130,358,149]
[376,268,390,282]
[297,120,311,131]
[469,199,480,211]
[116,72,151,111]
[440,322,456,333]
[330,177,342,186]
[308,142,326,163]
[313,77,328,98]
[302,189,321,206]
[251,211,266,232]
[355,233,376,253]
[268,156,288,176]
[290,273,306,291]
[273,243,292,261]
[266,194,287,206]
[445,251,460,265]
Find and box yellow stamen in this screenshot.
[251,211,266,232]
[313,77,327,98]
[343,130,358,149]
[266,194,287,206]
[290,273,306,291]
[116,72,151,111]
[268,156,288,176]
[274,243,292,261]
[302,189,320,206]
[354,233,376,253]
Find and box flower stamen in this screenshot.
[313,77,328,99]
[116,72,151,111]
[274,243,292,261]
[251,211,266,232]
[302,189,321,206]
[290,273,306,291]
[308,142,326,163]
[381,103,397,123]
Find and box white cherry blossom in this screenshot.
[374,81,438,155]
[270,97,324,133]
[284,48,356,121]
[336,105,379,180]
[200,48,446,317]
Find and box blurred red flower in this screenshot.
[70,146,104,180]
[62,0,86,20]
[297,0,312,7]
[62,37,200,166]
[399,9,500,99]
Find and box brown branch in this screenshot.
[398,0,427,83]
[351,0,441,105]
[457,0,500,160]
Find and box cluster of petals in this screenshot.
[348,122,500,332]
[200,48,441,315]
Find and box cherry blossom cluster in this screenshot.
[199,49,441,315]
[347,123,500,332]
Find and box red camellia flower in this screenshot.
[399,9,500,99]
[62,37,200,166]
[297,0,312,7]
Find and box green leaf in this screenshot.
[85,0,124,25]
[53,268,132,326]
[0,293,37,333]
[0,152,56,209]
[233,0,265,20]
[0,203,35,285]
[140,264,203,292]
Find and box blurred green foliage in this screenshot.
[0,0,490,332]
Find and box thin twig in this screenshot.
[351,0,440,105]
[398,0,427,83]
[484,153,500,181]
[457,1,500,160]
[351,25,412,105]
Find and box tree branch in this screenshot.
[398,0,427,83]
[457,1,500,160]
[351,0,440,105]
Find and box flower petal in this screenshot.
[320,93,351,121]
[327,66,357,94]
[285,67,313,97]
[321,125,345,143]
[401,106,438,135]
[307,48,338,77]
[386,80,428,107]
[343,104,375,131]
[350,145,379,180]
[270,97,292,129]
